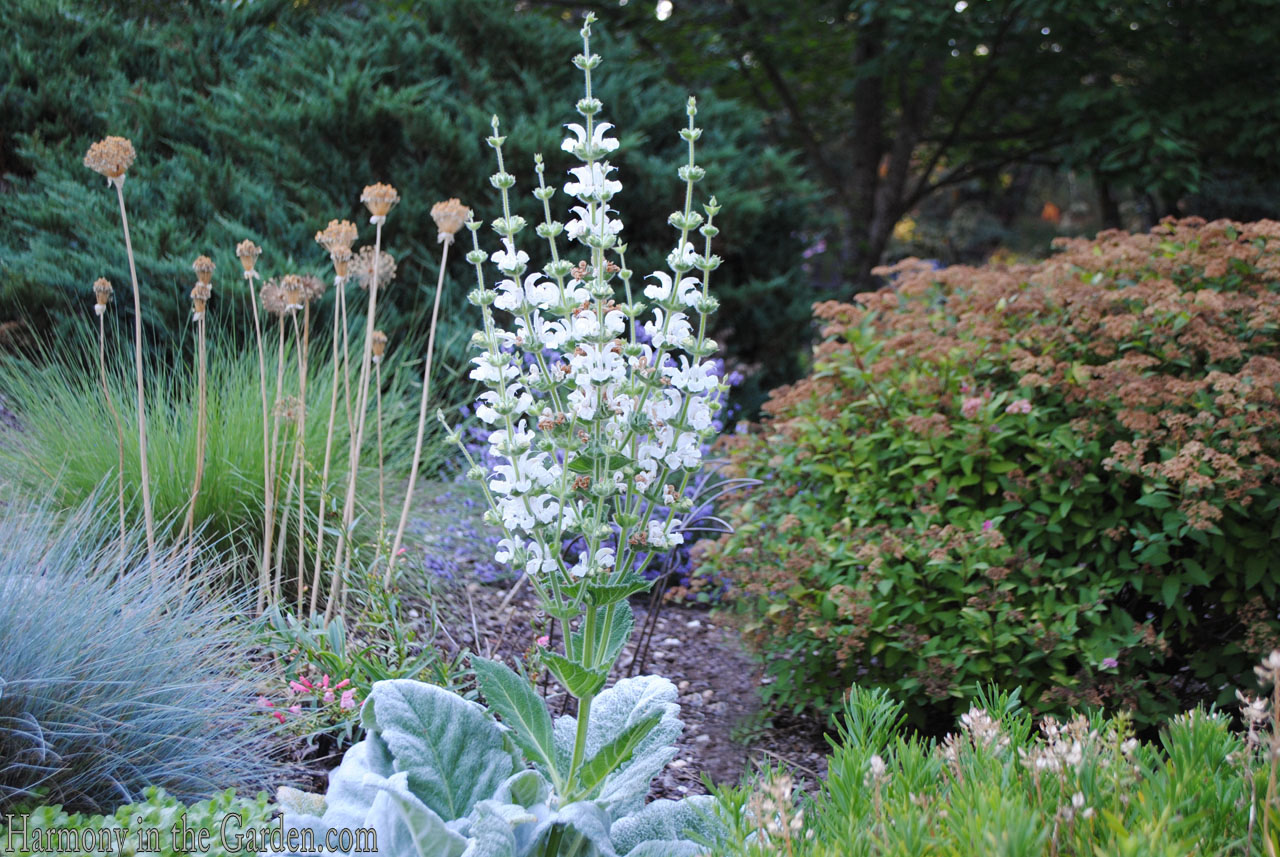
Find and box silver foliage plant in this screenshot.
[281,14,728,857]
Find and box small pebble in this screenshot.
[661,637,681,647]
[685,619,702,628]
[408,609,420,619]
[694,734,711,744]
[678,680,690,691]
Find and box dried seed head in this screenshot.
[300,274,326,303]
[192,255,215,285]
[431,198,471,244]
[83,136,136,180]
[371,330,388,363]
[361,183,400,220]
[236,240,262,274]
[275,396,303,423]
[329,245,353,280]
[190,283,212,319]
[92,277,114,316]
[261,279,288,317]
[279,274,306,311]
[352,246,396,291]
[315,219,358,255]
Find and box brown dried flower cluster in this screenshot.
[431,198,470,244]
[260,279,288,317]
[352,246,396,291]
[92,277,114,316]
[300,274,326,303]
[83,136,136,180]
[192,255,215,285]
[279,274,306,311]
[315,219,358,255]
[190,283,212,318]
[361,183,400,219]
[236,240,262,274]
[371,330,388,363]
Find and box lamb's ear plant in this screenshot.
[84,136,156,575]
[279,14,729,856]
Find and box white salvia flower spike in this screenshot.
[444,10,726,699]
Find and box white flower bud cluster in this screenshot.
[454,17,725,590]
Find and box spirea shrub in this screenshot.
[705,217,1280,726]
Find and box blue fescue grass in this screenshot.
[0,499,289,813]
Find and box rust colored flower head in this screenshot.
[83,136,136,180]
[361,183,400,220]
[236,240,262,274]
[371,330,388,363]
[261,279,287,317]
[92,277,114,316]
[431,198,471,244]
[280,274,306,311]
[190,283,212,319]
[192,255,215,285]
[300,274,326,303]
[275,396,303,423]
[352,246,396,292]
[330,245,353,280]
[315,219,358,255]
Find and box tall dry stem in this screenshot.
[387,224,457,584]
[92,281,127,556]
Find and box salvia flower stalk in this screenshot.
[445,6,725,828]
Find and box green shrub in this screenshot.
[0,331,423,594]
[706,217,1280,725]
[0,0,812,414]
[1,788,273,857]
[714,683,1258,856]
[0,500,286,813]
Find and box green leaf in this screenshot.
[568,603,635,672]
[586,571,652,605]
[472,657,560,783]
[573,712,661,799]
[362,680,519,822]
[1161,576,1181,607]
[541,652,608,698]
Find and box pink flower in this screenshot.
[1101,657,1119,669]
[289,681,309,695]
[272,711,286,724]
[1005,398,1032,415]
[289,704,302,715]
[323,690,335,704]
[321,675,330,689]
[257,696,273,708]
[335,679,351,690]
[981,520,995,533]
[298,677,314,690]
[961,396,984,419]
[340,689,357,710]
[536,635,550,647]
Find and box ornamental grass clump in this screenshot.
[707,217,1280,728]
[0,500,286,814]
[278,16,730,857]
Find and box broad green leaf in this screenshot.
[473,657,559,782]
[363,680,519,822]
[574,712,661,799]
[542,652,609,698]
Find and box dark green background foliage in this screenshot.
[0,0,813,413]
[707,220,1280,729]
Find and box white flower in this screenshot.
[469,353,518,384]
[561,122,620,157]
[491,238,529,274]
[664,431,700,470]
[662,356,719,393]
[566,205,624,242]
[569,343,626,384]
[644,308,693,350]
[666,242,697,271]
[645,519,684,550]
[564,163,622,201]
[524,540,559,576]
[643,272,701,306]
[568,385,598,420]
